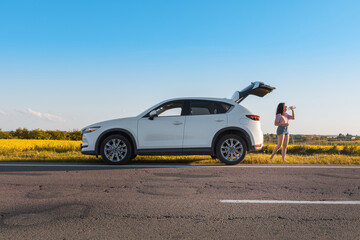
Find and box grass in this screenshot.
[134,154,360,165]
[0,139,359,164]
[242,153,360,165]
[262,144,360,156]
[0,139,98,163]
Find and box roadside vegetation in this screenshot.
[0,139,97,162]
[0,128,81,140]
[2,129,359,145]
[0,137,359,164]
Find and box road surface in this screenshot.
[0,163,359,239]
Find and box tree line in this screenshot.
[264,133,359,145]
[0,128,81,141]
[1,129,358,144]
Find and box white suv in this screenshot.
[81,82,275,165]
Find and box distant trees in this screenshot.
[1,129,358,143]
[263,133,359,145]
[337,133,356,140]
[0,130,11,139]
[0,128,81,140]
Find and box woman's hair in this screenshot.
[276,103,285,115]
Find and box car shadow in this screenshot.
[0,160,224,172]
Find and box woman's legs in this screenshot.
[269,135,285,161]
[282,134,290,162]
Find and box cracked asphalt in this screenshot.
[0,164,359,239]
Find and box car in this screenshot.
[81,82,275,165]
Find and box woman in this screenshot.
[269,103,295,162]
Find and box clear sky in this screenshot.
[0,0,359,135]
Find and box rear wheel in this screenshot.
[100,135,132,165]
[216,134,247,165]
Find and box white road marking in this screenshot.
[0,163,359,169]
[220,200,360,205]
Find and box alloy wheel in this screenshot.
[104,138,128,162]
[220,138,244,162]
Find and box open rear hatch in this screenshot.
[232,82,275,103]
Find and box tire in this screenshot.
[100,135,132,165]
[216,134,247,165]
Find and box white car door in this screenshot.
[137,101,185,149]
[183,100,230,148]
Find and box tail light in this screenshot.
[246,115,260,121]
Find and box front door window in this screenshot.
[137,101,185,149]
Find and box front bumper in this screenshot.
[80,132,97,155]
[81,149,97,155]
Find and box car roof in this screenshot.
[163,97,236,104]
[137,97,237,118]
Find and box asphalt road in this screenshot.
[0,163,360,240]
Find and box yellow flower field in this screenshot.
[0,139,97,162]
[0,139,81,152]
[263,144,360,155]
[0,139,359,164]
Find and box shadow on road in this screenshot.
[0,161,224,172]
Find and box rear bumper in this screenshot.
[250,144,263,152]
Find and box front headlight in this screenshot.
[82,126,101,133]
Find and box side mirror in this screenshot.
[149,110,158,120]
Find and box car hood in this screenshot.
[81,117,137,131]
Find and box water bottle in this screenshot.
[288,106,296,111]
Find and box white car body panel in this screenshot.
[137,115,185,149]
[81,117,138,153]
[227,105,263,149]
[183,114,227,148]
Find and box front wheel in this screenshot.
[216,134,247,165]
[100,135,132,165]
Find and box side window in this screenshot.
[215,102,232,114]
[155,101,184,117]
[189,101,215,115]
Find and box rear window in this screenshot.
[189,101,232,115]
[216,102,232,114]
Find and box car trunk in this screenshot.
[232,82,275,103]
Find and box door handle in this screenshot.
[173,121,183,125]
[215,119,224,122]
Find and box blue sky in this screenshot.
[0,0,359,135]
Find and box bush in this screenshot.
[0,130,12,139]
[0,128,81,141]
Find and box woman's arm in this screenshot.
[289,108,295,120]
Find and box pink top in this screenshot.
[275,113,292,124]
